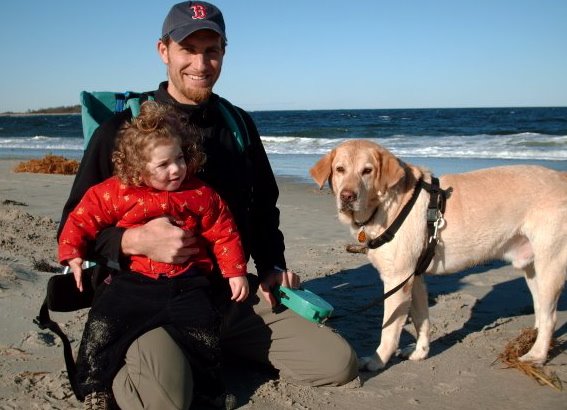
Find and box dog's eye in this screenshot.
[335,166,345,174]
[362,167,373,175]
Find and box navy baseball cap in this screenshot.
[161,1,226,43]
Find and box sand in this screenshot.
[0,158,565,409]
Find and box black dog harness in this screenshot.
[332,177,451,320]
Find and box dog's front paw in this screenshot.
[398,343,429,361]
[358,354,385,372]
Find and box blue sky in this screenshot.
[2,0,566,112]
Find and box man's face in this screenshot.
[158,30,224,105]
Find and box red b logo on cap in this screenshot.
[191,5,207,19]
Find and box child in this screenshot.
[58,101,248,408]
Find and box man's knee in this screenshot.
[310,337,359,387]
[267,313,359,387]
[329,343,359,386]
[112,327,193,410]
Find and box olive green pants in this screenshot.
[112,288,358,410]
[112,290,358,410]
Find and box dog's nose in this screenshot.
[340,190,357,203]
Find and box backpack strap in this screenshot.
[34,298,82,400]
[124,91,155,118]
[217,97,250,153]
[34,268,103,401]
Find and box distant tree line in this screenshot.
[1,105,81,115]
[27,105,81,114]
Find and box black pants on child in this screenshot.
[75,270,223,400]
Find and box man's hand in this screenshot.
[121,216,198,264]
[259,267,301,307]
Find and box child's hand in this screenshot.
[229,276,249,302]
[67,258,84,292]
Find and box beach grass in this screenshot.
[496,328,563,391]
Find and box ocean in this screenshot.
[1,106,566,181]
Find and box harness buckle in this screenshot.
[427,208,438,222]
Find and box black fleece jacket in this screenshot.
[58,82,286,281]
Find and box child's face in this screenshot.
[143,142,187,191]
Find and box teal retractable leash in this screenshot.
[274,286,334,325]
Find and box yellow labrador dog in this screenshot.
[310,139,567,371]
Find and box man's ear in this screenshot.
[157,40,169,64]
[310,150,335,189]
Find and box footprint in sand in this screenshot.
[433,382,460,395]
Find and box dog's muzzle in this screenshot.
[339,189,358,211]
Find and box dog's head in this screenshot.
[310,140,406,220]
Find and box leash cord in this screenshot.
[327,271,415,321]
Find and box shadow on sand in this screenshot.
[303,261,567,361]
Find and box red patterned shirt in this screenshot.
[59,176,247,279]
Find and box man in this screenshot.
[60,2,358,409]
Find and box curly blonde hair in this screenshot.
[112,101,206,186]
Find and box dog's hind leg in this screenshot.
[520,258,566,364]
[522,264,540,329]
[399,275,430,361]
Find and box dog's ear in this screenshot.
[377,151,406,194]
[310,150,335,189]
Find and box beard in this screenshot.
[183,86,213,104]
